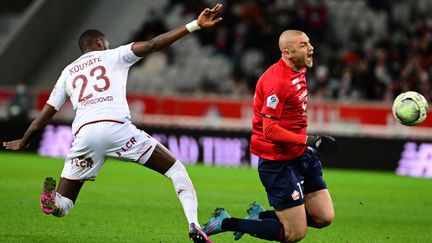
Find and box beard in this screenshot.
[292,55,312,69]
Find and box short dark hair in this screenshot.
[78,29,105,52]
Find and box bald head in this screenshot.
[278,30,314,70]
[278,30,305,51]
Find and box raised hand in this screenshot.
[197,3,223,28]
[3,139,28,150]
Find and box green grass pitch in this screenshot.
[1,151,432,242]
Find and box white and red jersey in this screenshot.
[250,58,309,161]
[47,43,141,135]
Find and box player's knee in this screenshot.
[314,211,334,229]
[316,218,333,229]
[282,226,307,242]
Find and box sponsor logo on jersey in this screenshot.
[71,156,94,169]
[291,78,300,85]
[115,137,137,156]
[81,95,113,106]
[299,90,308,100]
[266,94,279,109]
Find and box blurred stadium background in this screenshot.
[0,0,432,242]
[1,0,431,172]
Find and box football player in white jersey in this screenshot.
[3,3,223,243]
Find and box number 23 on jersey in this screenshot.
[72,65,110,102]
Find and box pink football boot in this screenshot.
[189,223,213,243]
[40,177,57,214]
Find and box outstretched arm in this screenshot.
[3,104,57,150]
[262,117,307,145]
[262,117,340,155]
[131,3,223,57]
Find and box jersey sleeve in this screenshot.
[116,43,142,66]
[46,70,68,111]
[260,79,288,120]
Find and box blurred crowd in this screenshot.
[0,0,32,46]
[4,1,429,103]
[128,0,432,102]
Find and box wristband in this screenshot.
[186,20,201,32]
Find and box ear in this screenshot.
[96,38,104,48]
[282,48,292,59]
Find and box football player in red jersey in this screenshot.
[203,30,339,242]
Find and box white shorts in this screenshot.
[61,121,158,181]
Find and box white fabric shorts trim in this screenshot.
[61,121,157,181]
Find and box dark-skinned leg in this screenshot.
[57,178,85,203]
[51,178,85,217]
[143,143,176,174]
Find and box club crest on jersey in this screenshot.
[266,94,279,109]
[291,190,300,200]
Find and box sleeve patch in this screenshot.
[266,94,279,109]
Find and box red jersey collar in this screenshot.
[277,58,306,76]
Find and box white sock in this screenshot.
[53,192,74,217]
[165,160,199,228]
